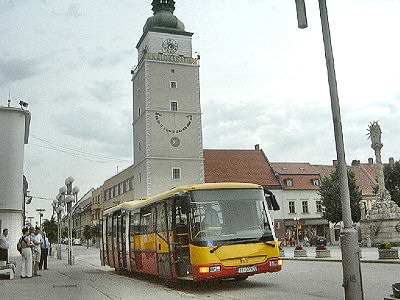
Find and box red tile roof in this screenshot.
[271,162,321,190]
[203,149,281,188]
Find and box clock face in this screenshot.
[162,38,178,54]
[170,137,180,147]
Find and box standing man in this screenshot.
[0,228,9,266]
[32,227,43,276]
[39,232,50,270]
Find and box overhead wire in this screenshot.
[30,134,132,163]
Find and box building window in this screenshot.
[312,179,320,186]
[289,201,295,214]
[170,81,177,88]
[171,69,175,73]
[172,168,181,179]
[119,183,123,195]
[302,201,309,213]
[286,179,293,187]
[170,101,178,111]
[316,201,323,213]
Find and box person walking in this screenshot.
[32,227,43,276]
[39,232,50,270]
[21,227,33,278]
[0,228,9,266]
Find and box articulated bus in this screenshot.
[100,183,283,282]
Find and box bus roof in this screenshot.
[103,182,262,216]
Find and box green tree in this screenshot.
[61,227,68,239]
[42,217,58,244]
[91,224,102,247]
[83,225,92,248]
[319,168,362,224]
[384,160,400,206]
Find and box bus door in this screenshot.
[156,201,174,280]
[100,219,106,266]
[113,214,120,270]
[118,214,127,270]
[173,199,191,278]
[107,215,115,268]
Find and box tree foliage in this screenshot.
[42,217,58,243]
[319,168,362,224]
[384,160,400,206]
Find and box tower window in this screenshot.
[170,101,178,111]
[138,107,141,116]
[171,69,175,73]
[170,81,177,89]
[172,168,181,179]
[138,141,142,152]
[302,201,309,213]
[289,201,295,214]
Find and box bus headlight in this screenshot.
[269,259,283,266]
[209,266,221,272]
[199,266,221,273]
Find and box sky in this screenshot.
[1,0,399,223]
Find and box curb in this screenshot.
[282,257,400,264]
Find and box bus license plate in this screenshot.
[237,266,257,274]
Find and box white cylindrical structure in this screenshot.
[0,106,31,257]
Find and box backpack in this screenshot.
[17,236,24,253]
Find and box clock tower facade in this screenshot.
[132,0,204,198]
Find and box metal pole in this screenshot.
[57,212,61,260]
[317,0,363,298]
[67,202,72,265]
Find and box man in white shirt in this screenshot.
[0,228,9,266]
[39,232,50,270]
[32,227,43,276]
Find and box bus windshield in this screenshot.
[189,188,274,244]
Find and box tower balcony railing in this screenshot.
[132,52,199,75]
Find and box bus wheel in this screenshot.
[234,276,248,281]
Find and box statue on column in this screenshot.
[366,121,400,219]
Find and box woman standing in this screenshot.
[20,227,33,278]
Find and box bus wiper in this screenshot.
[258,235,276,247]
[209,238,258,253]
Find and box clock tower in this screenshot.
[132,0,204,198]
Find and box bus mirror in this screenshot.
[264,189,280,211]
[177,191,191,214]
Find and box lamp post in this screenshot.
[52,193,64,260]
[58,176,79,265]
[36,208,45,228]
[293,217,300,246]
[294,1,364,298]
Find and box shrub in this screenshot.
[316,244,327,250]
[378,242,392,249]
[295,245,303,250]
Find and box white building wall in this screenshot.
[0,107,30,256]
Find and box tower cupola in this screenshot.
[143,0,185,34]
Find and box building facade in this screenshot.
[131,0,204,198]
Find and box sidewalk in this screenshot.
[281,245,400,264]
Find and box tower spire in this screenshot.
[151,0,176,14]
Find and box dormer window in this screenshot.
[312,179,320,186]
[170,81,177,88]
[286,178,293,187]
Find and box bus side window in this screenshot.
[140,207,152,234]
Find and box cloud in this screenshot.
[0,57,44,84]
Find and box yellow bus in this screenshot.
[100,183,283,282]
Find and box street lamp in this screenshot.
[36,208,45,228]
[52,193,64,260]
[294,1,363,298]
[58,176,79,265]
[293,217,300,246]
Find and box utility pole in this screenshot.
[294,1,364,299]
[36,208,46,228]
